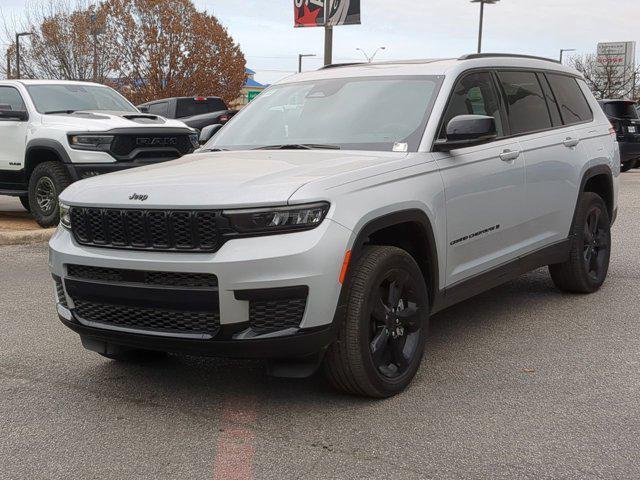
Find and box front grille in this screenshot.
[67,264,218,288]
[70,208,226,252]
[74,300,220,336]
[249,298,307,334]
[110,134,193,160]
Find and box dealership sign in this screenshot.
[294,0,361,28]
[597,42,636,89]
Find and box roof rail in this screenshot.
[319,62,366,70]
[459,53,561,64]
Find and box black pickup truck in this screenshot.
[138,96,238,131]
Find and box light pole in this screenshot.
[559,48,576,64]
[298,53,316,73]
[356,47,386,63]
[471,0,499,54]
[15,31,33,79]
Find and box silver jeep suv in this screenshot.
[49,54,619,397]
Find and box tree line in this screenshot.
[1,0,247,105]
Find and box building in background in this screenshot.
[231,68,268,109]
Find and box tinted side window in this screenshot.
[0,86,26,111]
[439,72,504,139]
[498,71,552,135]
[546,74,593,125]
[538,74,562,127]
[147,102,168,116]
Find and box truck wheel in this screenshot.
[323,246,430,398]
[19,195,31,212]
[549,192,611,293]
[28,162,72,228]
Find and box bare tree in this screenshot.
[1,0,118,82]
[570,53,640,100]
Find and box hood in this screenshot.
[60,150,408,208]
[42,111,189,131]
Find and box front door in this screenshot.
[0,86,29,181]
[433,71,526,287]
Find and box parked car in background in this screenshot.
[599,99,640,172]
[138,96,238,131]
[50,54,618,398]
[0,80,198,227]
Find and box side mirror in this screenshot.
[138,106,149,113]
[434,115,497,152]
[199,124,223,145]
[0,109,28,121]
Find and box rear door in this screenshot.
[434,71,526,286]
[0,86,29,175]
[496,70,587,248]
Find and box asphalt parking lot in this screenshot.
[1,173,639,480]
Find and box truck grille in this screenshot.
[110,133,194,160]
[70,208,226,252]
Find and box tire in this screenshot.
[28,161,72,228]
[549,192,611,293]
[323,246,430,398]
[621,161,636,172]
[19,195,30,212]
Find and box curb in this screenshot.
[0,228,55,246]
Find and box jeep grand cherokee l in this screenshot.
[49,54,619,398]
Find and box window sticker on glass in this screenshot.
[393,142,408,152]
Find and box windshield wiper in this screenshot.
[253,143,341,151]
[44,109,77,115]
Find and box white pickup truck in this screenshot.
[0,80,198,227]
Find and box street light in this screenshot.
[559,48,576,64]
[470,0,499,54]
[15,31,33,79]
[298,53,316,73]
[356,47,386,63]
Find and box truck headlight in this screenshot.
[189,133,199,149]
[59,203,71,229]
[68,134,114,151]
[223,202,330,234]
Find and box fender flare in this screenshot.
[24,139,76,180]
[573,164,615,225]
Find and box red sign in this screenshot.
[294,0,361,28]
[294,0,325,28]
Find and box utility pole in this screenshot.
[324,25,333,66]
[15,31,33,79]
[471,0,499,54]
[91,12,98,81]
[298,53,316,73]
[6,51,11,79]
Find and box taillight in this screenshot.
[194,97,207,101]
[609,127,617,137]
[220,115,229,122]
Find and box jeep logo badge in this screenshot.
[136,137,177,146]
[129,193,148,201]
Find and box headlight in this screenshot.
[59,203,71,229]
[68,134,114,151]
[189,133,200,149]
[223,202,330,234]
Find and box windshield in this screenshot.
[27,84,137,114]
[208,76,442,152]
[603,102,638,119]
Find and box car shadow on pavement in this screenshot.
[84,268,565,405]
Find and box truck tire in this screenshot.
[19,195,31,212]
[323,246,430,398]
[28,162,72,228]
[549,192,611,293]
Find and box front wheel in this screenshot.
[28,162,72,228]
[323,246,430,398]
[549,192,611,293]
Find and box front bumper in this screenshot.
[49,219,352,358]
[66,159,181,181]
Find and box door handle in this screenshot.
[499,149,520,162]
[563,137,580,148]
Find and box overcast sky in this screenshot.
[2,0,639,85]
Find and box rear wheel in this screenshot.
[549,192,611,293]
[323,246,429,398]
[28,161,72,228]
